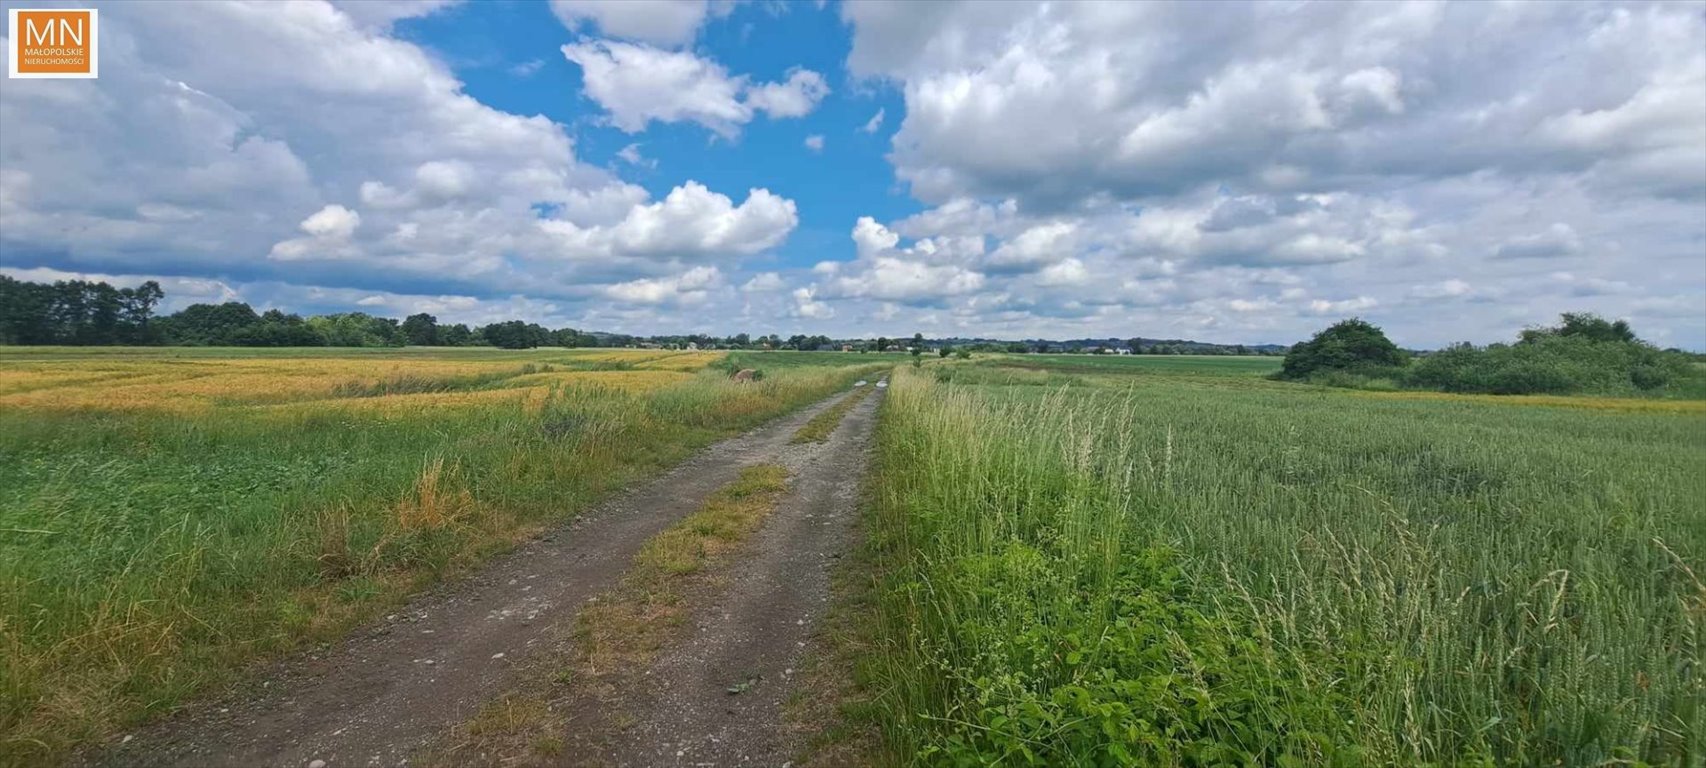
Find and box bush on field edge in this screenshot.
[1282,313,1700,397]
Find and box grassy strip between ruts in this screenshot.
[791,384,877,444]
[422,464,793,766]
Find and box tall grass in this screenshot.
[863,365,1703,765]
[0,350,882,765]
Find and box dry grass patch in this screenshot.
[0,357,533,411]
[581,465,790,667]
[465,693,552,739]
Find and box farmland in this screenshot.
[3,347,1702,766]
[856,356,1704,765]
[0,346,882,763]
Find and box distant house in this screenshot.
[841,344,852,352]
[685,341,699,351]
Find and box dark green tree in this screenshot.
[307,313,402,347]
[230,310,324,346]
[1280,318,1406,379]
[118,281,164,344]
[0,278,166,345]
[161,302,262,345]
[480,320,535,349]
[438,323,473,346]
[401,313,440,346]
[0,276,52,344]
[1520,312,1638,345]
[550,327,590,347]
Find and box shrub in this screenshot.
[1282,313,1706,398]
[1405,332,1694,396]
[1279,318,1406,380]
[1486,360,1576,395]
[1629,362,1672,390]
[1309,369,1401,391]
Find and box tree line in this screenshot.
[0,278,897,351]
[0,277,598,350]
[1,275,1303,354]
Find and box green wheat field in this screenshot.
[861,356,1703,766]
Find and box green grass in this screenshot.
[859,358,1704,766]
[728,349,890,370]
[994,353,1283,377]
[633,464,792,577]
[791,385,877,443]
[0,348,881,766]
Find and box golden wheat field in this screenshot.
[0,347,720,413]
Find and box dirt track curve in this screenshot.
[88,384,882,768]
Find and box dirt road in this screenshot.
[564,382,880,766]
[90,385,880,768]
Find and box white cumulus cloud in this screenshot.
[0,1,800,320]
[861,108,885,133]
[549,0,729,46]
[562,41,828,137]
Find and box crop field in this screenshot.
[860,355,1704,766]
[0,346,882,762]
[995,353,1283,378]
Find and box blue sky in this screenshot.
[2,1,1703,348]
[396,0,915,261]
